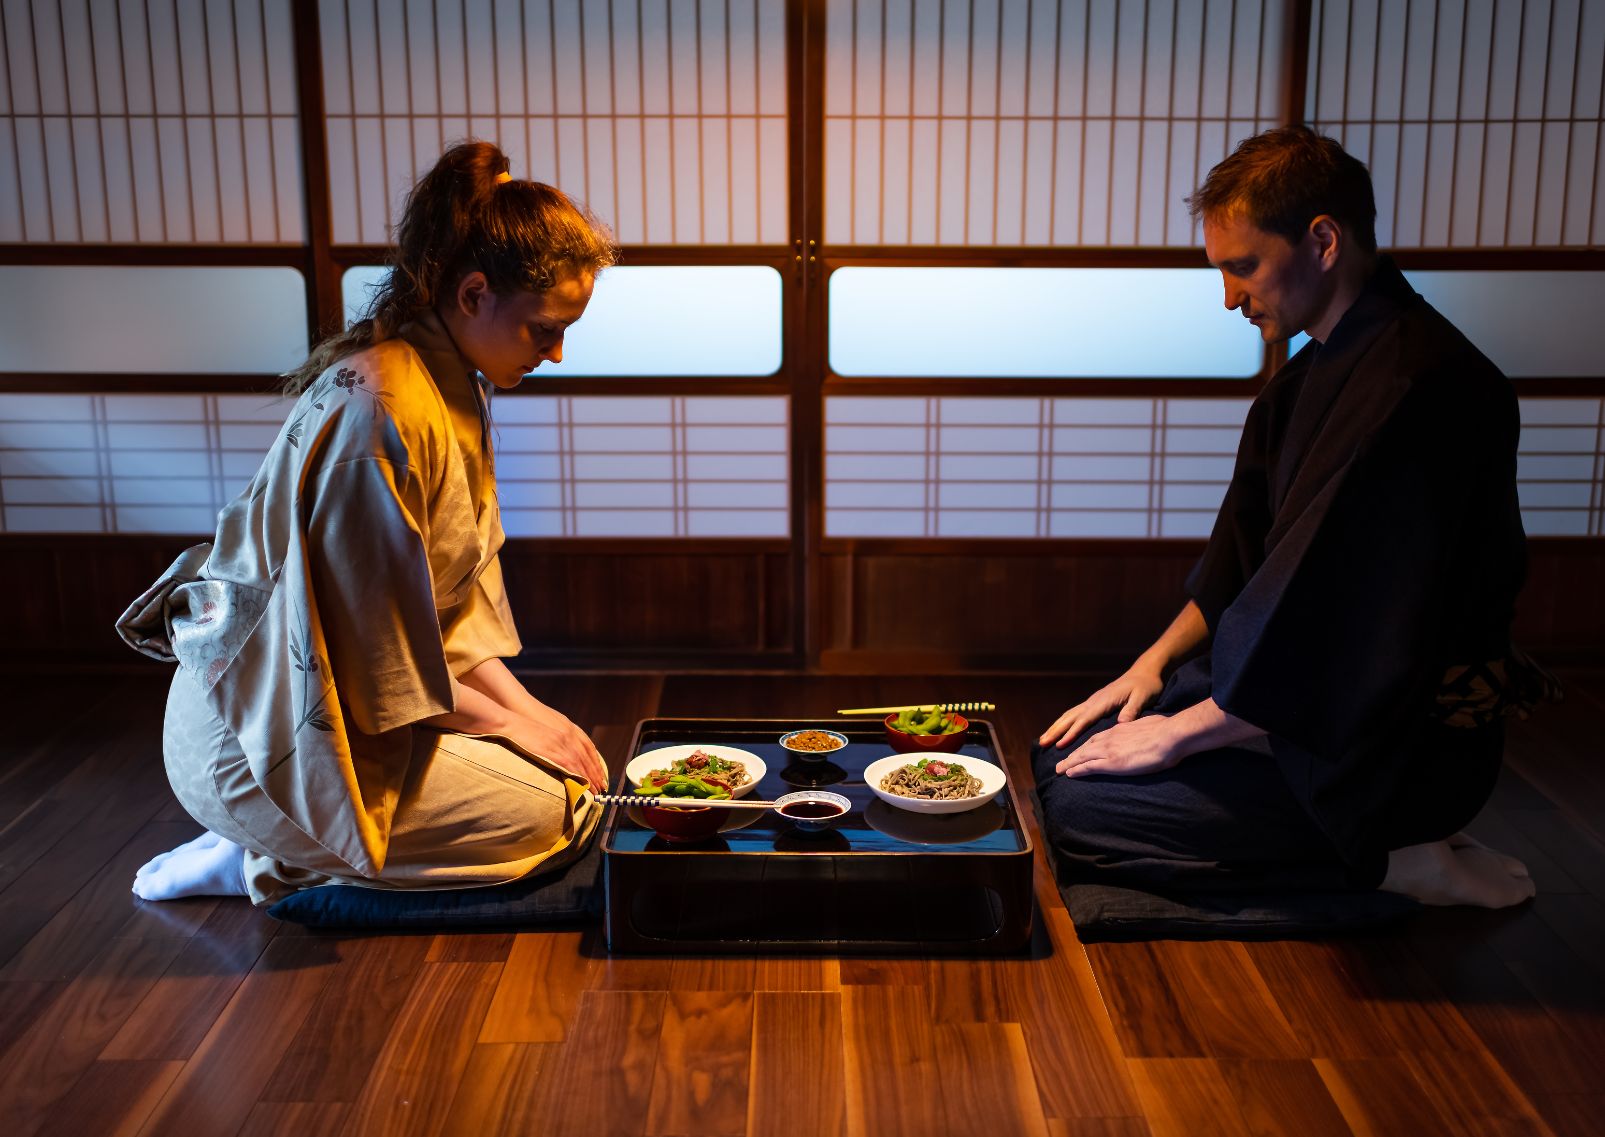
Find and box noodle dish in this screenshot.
[879,757,984,801]
[863,754,1007,815]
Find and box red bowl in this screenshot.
[883,712,969,754]
[639,801,730,843]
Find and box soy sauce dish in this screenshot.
[774,790,851,833]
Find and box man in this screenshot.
[1033,126,1538,909]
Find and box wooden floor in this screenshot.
[2,669,1603,1137]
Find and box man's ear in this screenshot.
[1308,215,1343,271]
[454,270,491,318]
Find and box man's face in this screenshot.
[1202,212,1325,344]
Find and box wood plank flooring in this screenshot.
[1,669,1602,1137]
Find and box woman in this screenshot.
[118,142,618,904]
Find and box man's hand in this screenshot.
[1052,714,1181,778]
[1050,698,1267,779]
[1038,665,1166,749]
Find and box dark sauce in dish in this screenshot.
[779,801,846,819]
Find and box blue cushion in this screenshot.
[266,836,603,929]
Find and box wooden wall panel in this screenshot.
[821,539,1605,671]
[498,543,795,662]
[0,536,796,671]
[820,542,1203,671]
[1,535,1599,672]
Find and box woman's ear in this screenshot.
[454,270,491,318]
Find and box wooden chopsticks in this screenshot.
[834,701,995,715]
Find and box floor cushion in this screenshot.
[266,832,603,929]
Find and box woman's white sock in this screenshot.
[132,830,248,899]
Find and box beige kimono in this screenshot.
[118,317,596,905]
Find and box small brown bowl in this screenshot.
[884,712,969,754]
[639,801,730,843]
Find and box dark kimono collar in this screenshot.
[1268,256,1420,533]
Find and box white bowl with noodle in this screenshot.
[624,744,767,800]
[862,754,1007,815]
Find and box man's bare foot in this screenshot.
[1447,831,1531,878]
[1381,839,1536,908]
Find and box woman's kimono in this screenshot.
[118,317,596,904]
[1032,258,1532,896]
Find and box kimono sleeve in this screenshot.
[1208,375,1504,760]
[1185,393,1276,631]
[440,553,523,676]
[304,455,455,735]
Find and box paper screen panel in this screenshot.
[493,395,789,535]
[0,265,308,373]
[823,0,1286,246]
[0,0,303,242]
[1,393,1595,536]
[343,263,784,375]
[829,266,1263,377]
[823,395,1605,538]
[320,0,789,245]
[0,392,791,535]
[1307,0,1605,247]
[1518,397,1605,535]
[0,392,285,533]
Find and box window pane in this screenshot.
[344,265,784,377]
[0,266,308,374]
[1287,271,1605,377]
[829,267,1261,378]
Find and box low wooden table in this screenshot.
[602,716,1034,954]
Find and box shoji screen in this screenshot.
[819,0,1605,541]
[0,0,303,242]
[823,0,1287,245]
[1303,0,1605,535]
[320,0,790,244]
[1306,0,1605,248]
[319,0,795,541]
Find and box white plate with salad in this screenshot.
[625,744,768,800]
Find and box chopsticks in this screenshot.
[593,793,780,811]
[834,701,995,715]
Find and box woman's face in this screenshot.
[445,270,595,389]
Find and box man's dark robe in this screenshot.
[1033,257,1526,894]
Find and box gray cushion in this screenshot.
[1062,880,1419,942]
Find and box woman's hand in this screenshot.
[503,711,609,791]
[456,659,611,790]
[1038,665,1166,750]
[1051,714,1181,778]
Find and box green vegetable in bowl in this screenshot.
[893,706,965,736]
[633,772,733,799]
